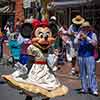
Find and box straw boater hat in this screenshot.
[72,15,85,25]
[80,21,91,28]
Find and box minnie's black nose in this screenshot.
[44,35,48,40]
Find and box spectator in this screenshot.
[74,21,98,96]
[4,21,11,36]
[49,16,63,65]
[49,16,59,38]
[8,33,21,64]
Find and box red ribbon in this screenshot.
[32,19,49,29]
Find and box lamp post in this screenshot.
[32,0,50,19]
[41,0,50,19]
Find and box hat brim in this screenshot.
[80,23,91,28]
[72,18,85,25]
[80,25,90,28]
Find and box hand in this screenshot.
[54,49,59,56]
[80,33,87,39]
[69,32,74,35]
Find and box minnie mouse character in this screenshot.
[2,19,68,100]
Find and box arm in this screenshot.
[68,25,73,35]
[17,34,24,45]
[68,25,78,36]
[86,33,97,46]
[74,33,81,44]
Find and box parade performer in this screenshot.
[2,19,68,100]
[74,21,98,96]
[68,15,85,75]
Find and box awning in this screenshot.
[0,6,9,13]
[52,0,93,8]
[0,0,15,14]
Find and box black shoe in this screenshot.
[25,96,32,100]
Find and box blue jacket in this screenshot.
[78,32,95,57]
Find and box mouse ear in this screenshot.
[41,19,49,27]
[32,19,41,29]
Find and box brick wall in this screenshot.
[15,0,24,26]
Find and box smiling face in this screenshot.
[32,27,55,50]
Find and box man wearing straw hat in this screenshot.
[74,21,98,96]
[68,15,85,76]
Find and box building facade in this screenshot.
[49,0,100,40]
[0,0,100,39]
[0,0,15,31]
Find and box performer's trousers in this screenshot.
[78,56,98,92]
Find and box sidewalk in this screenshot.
[56,61,100,81]
[54,62,100,99]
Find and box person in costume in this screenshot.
[74,21,98,96]
[2,19,68,100]
[68,15,85,76]
[49,16,63,65]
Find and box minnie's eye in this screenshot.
[46,32,50,34]
[39,32,43,34]
[46,32,50,36]
[38,33,43,38]
[40,34,43,38]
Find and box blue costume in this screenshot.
[76,31,98,93]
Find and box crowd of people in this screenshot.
[0,15,100,97]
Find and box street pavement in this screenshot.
[0,61,100,100]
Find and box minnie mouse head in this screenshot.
[32,19,55,50]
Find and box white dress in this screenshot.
[2,45,68,98]
[27,45,60,90]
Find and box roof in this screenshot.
[52,0,93,8]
